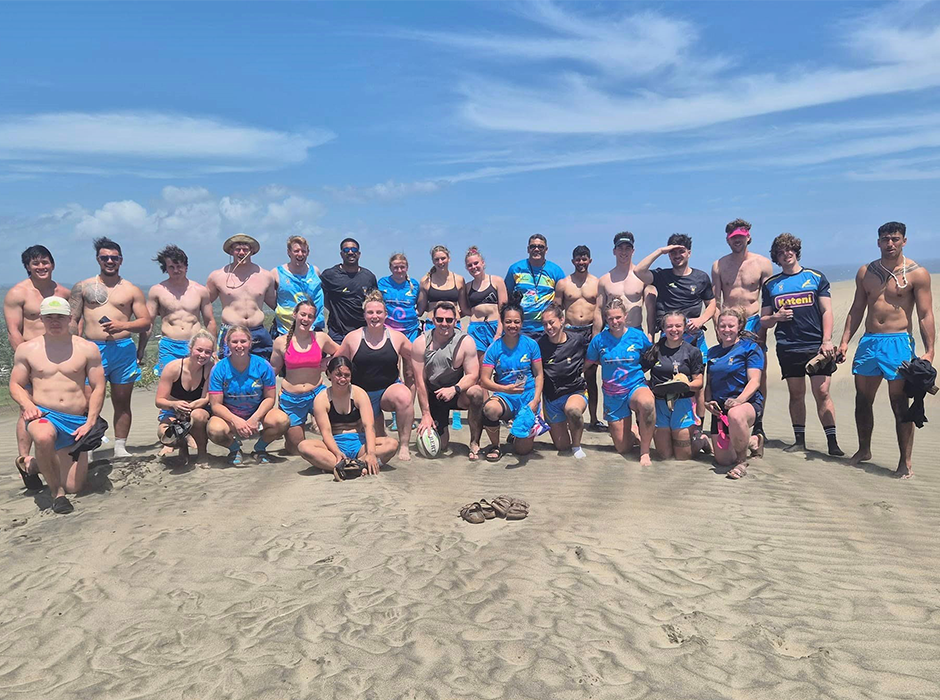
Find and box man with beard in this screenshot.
[273,235,325,336]
[139,245,217,377]
[504,234,565,342]
[320,237,378,344]
[69,237,151,458]
[4,245,71,487]
[206,234,277,360]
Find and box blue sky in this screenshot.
[2,1,940,285]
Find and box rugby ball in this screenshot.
[416,428,442,459]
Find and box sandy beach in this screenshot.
[2,276,939,699]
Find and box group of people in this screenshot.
[5,218,934,513]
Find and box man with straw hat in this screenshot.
[207,233,277,360]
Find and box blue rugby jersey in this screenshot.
[761,268,830,352]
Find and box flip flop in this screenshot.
[505,504,528,520]
[478,499,497,519]
[52,495,74,514]
[15,457,44,491]
[491,496,513,517]
[727,464,748,480]
[587,420,607,432]
[467,447,481,462]
[653,379,691,398]
[483,445,502,462]
[716,414,731,451]
[459,502,486,524]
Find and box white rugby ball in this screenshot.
[416,428,442,459]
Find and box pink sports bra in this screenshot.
[284,335,323,371]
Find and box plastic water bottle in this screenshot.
[390,412,398,431]
[451,411,463,430]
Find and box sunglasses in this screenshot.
[342,247,360,254]
[433,317,456,324]
[98,255,122,262]
[528,244,546,250]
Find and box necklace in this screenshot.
[89,276,117,305]
[225,258,249,289]
[879,256,909,290]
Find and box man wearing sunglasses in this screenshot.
[69,237,152,458]
[320,237,378,344]
[505,234,565,342]
[410,301,485,458]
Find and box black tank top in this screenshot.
[171,362,207,403]
[328,390,361,427]
[467,276,498,307]
[427,273,460,304]
[351,330,401,391]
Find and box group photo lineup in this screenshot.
[2,2,939,698]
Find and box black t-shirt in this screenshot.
[320,265,378,337]
[648,341,704,398]
[538,333,587,401]
[651,267,714,327]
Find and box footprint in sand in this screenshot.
[862,501,894,512]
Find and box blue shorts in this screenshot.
[468,320,498,353]
[279,385,326,427]
[543,391,587,424]
[155,337,190,377]
[32,406,87,451]
[603,384,644,422]
[853,332,915,381]
[654,397,697,430]
[219,324,274,361]
[402,327,421,342]
[683,330,709,365]
[494,390,535,420]
[334,432,365,459]
[94,338,141,384]
[744,314,762,334]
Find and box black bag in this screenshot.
[68,416,110,459]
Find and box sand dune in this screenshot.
[1,275,938,699]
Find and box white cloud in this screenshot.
[75,200,156,240]
[0,111,334,175]
[326,179,444,202]
[161,186,212,205]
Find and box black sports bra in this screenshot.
[328,390,362,427]
[427,273,461,304]
[171,362,207,403]
[467,276,499,307]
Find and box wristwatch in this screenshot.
[453,385,462,396]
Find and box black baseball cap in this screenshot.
[613,231,634,248]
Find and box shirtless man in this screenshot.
[555,245,603,431]
[69,237,151,458]
[139,245,217,377]
[4,245,71,484]
[206,234,277,360]
[711,219,773,434]
[10,296,106,514]
[837,221,935,479]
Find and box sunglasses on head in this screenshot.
[433,316,456,324]
[342,247,359,254]
[98,255,121,262]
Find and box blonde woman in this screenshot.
[463,245,507,357]
[417,245,467,326]
[378,253,421,341]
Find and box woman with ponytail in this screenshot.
[417,245,467,328]
[463,245,507,358]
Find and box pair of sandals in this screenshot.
[460,495,529,524]
[333,458,367,481]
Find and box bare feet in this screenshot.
[397,445,411,462]
[894,465,914,479]
[850,449,872,465]
[639,453,652,467]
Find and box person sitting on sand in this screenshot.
[538,304,589,459]
[411,300,486,458]
[378,253,422,341]
[206,326,288,465]
[298,356,398,479]
[646,312,710,460]
[479,295,544,461]
[268,300,339,454]
[463,245,507,358]
[154,329,216,465]
[837,221,935,479]
[337,290,415,461]
[761,233,842,456]
[705,307,765,479]
[9,296,106,514]
[586,297,655,464]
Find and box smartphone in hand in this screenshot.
[99,315,112,325]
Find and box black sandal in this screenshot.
[483,445,502,462]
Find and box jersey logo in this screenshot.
[801,278,813,288]
[776,282,784,292]
[775,291,815,309]
[519,354,530,363]
[690,286,696,293]
[626,344,636,352]
[668,282,677,288]
[547,358,555,364]
[341,287,349,293]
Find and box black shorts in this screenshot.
[428,388,460,431]
[565,324,593,351]
[778,348,834,379]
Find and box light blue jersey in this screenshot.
[586,328,651,396]
[378,275,421,340]
[482,335,542,394]
[275,265,325,335]
[209,355,276,419]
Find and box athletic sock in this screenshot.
[572,446,586,460]
[228,440,241,454]
[792,425,806,443]
[753,417,765,437]
[824,426,843,455]
[253,438,270,453]
[113,438,130,457]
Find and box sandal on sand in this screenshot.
[505,504,528,520]
[483,445,502,462]
[15,456,44,491]
[52,495,74,514]
[334,459,364,481]
[467,447,481,462]
[491,496,513,517]
[478,499,497,519]
[727,464,748,480]
[460,502,486,524]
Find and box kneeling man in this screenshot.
[411,301,485,458]
[9,297,106,514]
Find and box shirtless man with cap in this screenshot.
[206,233,277,360]
[711,219,773,434]
[10,296,106,513]
[4,245,71,484]
[555,245,603,432]
[69,237,151,458]
[139,245,217,377]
